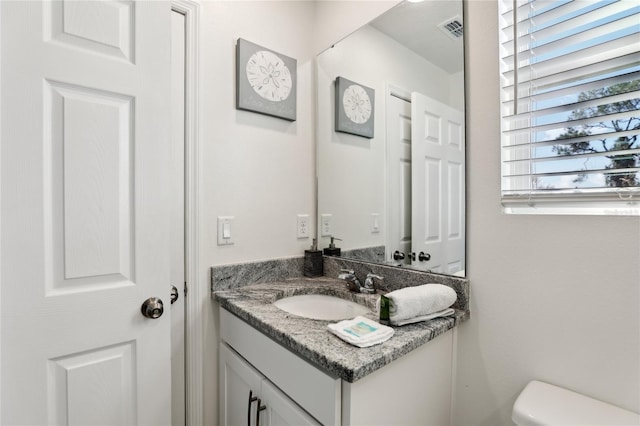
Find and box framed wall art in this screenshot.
[236,38,297,121]
[335,76,375,138]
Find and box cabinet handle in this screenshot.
[256,398,266,426]
[247,390,258,426]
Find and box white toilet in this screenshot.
[512,380,640,425]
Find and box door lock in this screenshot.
[170,285,179,304]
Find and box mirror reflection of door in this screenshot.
[411,92,465,275]
[387,91,412,266]
[387,90,465,274]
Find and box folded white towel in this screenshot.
[386,284,457,324]
[390,308,455,326]
[328,316,394,348]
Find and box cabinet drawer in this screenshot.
[220,309,341,425]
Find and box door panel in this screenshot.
[411,92,465,274]
[46,81,134,292]
[1,1,172,424]
[49,342,136,425]
[46,0,134,61]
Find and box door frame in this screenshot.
[171,1,202,424]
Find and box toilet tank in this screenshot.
[512,380,640,426]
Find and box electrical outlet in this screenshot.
[297,214,310,239]
[320,214,332,237]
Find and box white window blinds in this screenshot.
[499,0,640,214]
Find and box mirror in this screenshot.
[316,0,466,277]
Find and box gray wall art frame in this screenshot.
[236,38,297,121]
[335,76,375,138]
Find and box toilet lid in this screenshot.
[512,381,640,426]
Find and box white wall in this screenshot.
[201,2,316,267]
[450,70,464,111]
[313,0,398,54]
[454,1,640,425]
[199,2,316,423]
[316,24,453,252]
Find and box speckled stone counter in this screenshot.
[214,276,470,383]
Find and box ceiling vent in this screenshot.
[438,16,464,40]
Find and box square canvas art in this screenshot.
[236,38,297,121]
[335,76,375,138]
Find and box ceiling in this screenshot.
[369,0,464,74]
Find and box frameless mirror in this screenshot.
[316,0,466,277]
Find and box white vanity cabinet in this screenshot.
[220,343,321,426]
[219,309,455,426]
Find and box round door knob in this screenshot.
[141,297,164,319]
[418,252,431,262]
[393,250,405,260]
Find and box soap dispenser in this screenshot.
[304,238,323,277]
[323,236,342,257]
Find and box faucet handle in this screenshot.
[363,273,383,293]
[365,273,384,285]
[339,269,354,275]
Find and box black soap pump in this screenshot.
[323,236,342,257]
[304,238,323,277]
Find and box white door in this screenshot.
[1,1,172,424]
[386,94,412,265]
[411,92,465,274]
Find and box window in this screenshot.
[499,0,640,215]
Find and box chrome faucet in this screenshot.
[338,269,362,293]
[338,269,383,294]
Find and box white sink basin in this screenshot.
[273,294,370,320]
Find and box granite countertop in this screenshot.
[214,276,469,383]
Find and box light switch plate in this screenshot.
[217,216,234,245]
[371,213,380,233]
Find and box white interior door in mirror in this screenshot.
[1,1,172,424]
[411,92,465,275]
[387,94,412,265]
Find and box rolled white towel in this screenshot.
[390,308,455,326]
[387,284,457,324]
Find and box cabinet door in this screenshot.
[260,380,321,426]
[220,344,263,426]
